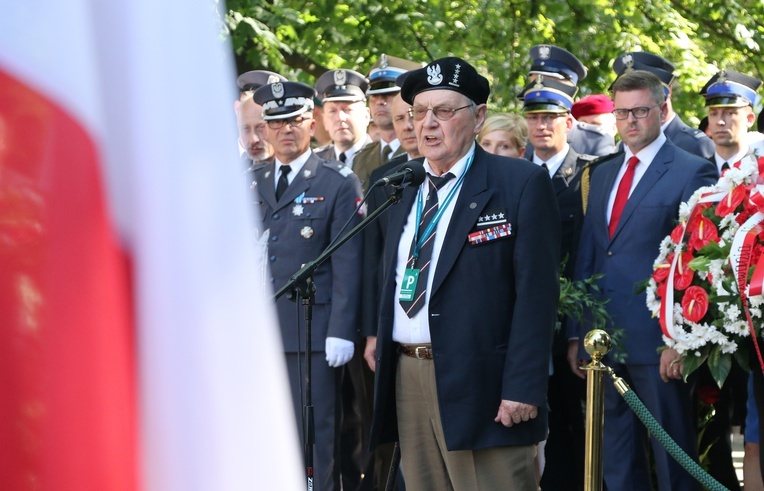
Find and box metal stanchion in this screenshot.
[581,329,611,491]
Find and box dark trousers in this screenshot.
[540,355,585,490]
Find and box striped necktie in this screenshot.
[400,172,455,318]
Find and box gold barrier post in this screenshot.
[582,329,612,491]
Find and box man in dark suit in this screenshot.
[369,56,560,491]
[568,70,717,491]
[519,72,596,490]
[252,80,363,491]
[612,52,715,159]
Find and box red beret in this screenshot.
[571,94,614,119]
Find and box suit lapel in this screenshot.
[430,149,490,297]
[610,144,672,241]
[595,154,624,239]
[255,161,278,210]
[553,150,578,192]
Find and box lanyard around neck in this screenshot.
[411,152,475,260]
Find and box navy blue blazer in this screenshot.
[370,145,561,451]
[252,152,363,352]
[572,141,717,363]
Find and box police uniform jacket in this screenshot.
[370,145,561,451]
[252,152,364,352]
[553,148,598,278]
[664,115,715,159]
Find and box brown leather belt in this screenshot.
[398,344,433,360]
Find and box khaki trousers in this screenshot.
[395,354,537,491]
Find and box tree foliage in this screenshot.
[225,0,764,126]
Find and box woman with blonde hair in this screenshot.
[478,113,529,158]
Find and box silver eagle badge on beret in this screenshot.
[427,64,443,85]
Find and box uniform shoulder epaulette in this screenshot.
[355,141,380,158]
[322,159,355,178]
[580,149,623,168]
[577,153,598,162]
[690,128,707,139]
[251,161,268,172]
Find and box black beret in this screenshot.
[397,57,490,105]
[529,45,587,84]
[700,69,762,108]
[315,69,369,103]
[236,70,287,92]
[252,81,317,120]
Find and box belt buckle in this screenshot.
[415,346,429,360]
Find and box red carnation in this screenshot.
[681,285,709,323]
[674,251,695,291]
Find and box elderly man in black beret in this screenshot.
[368,57,560,490]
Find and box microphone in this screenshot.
[373,160,426,188]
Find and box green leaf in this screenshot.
[707,347,732,388]
[682,351,708,380]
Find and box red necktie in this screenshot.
[609,156,639,238]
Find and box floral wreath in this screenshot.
[646,153,764,387]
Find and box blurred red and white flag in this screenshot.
[0,2,301,490]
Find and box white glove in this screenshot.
[325,337,354,367]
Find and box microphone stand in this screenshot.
[274,184,407,491]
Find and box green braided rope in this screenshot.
[620,389,729,491]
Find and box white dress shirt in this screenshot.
[273,149,310,190]
[606,132,667,223]
[533,143,569,178]
[392,144,474,344]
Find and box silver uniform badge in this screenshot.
[303,169,312,178]
[334,69,347,86]
[380,53,388,68]
[301,226,314,239]
[622,54,634,71]
[267,74,280,84]
[264,171,271,178]
[539,45,551,59]
[272,82,284,99]
[293,204,304,216]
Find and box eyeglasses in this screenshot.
[612,104,660,120]
[394,109,415,123]
[524,113,566,125]
[411,104,472,121]
[266,115,312,130]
